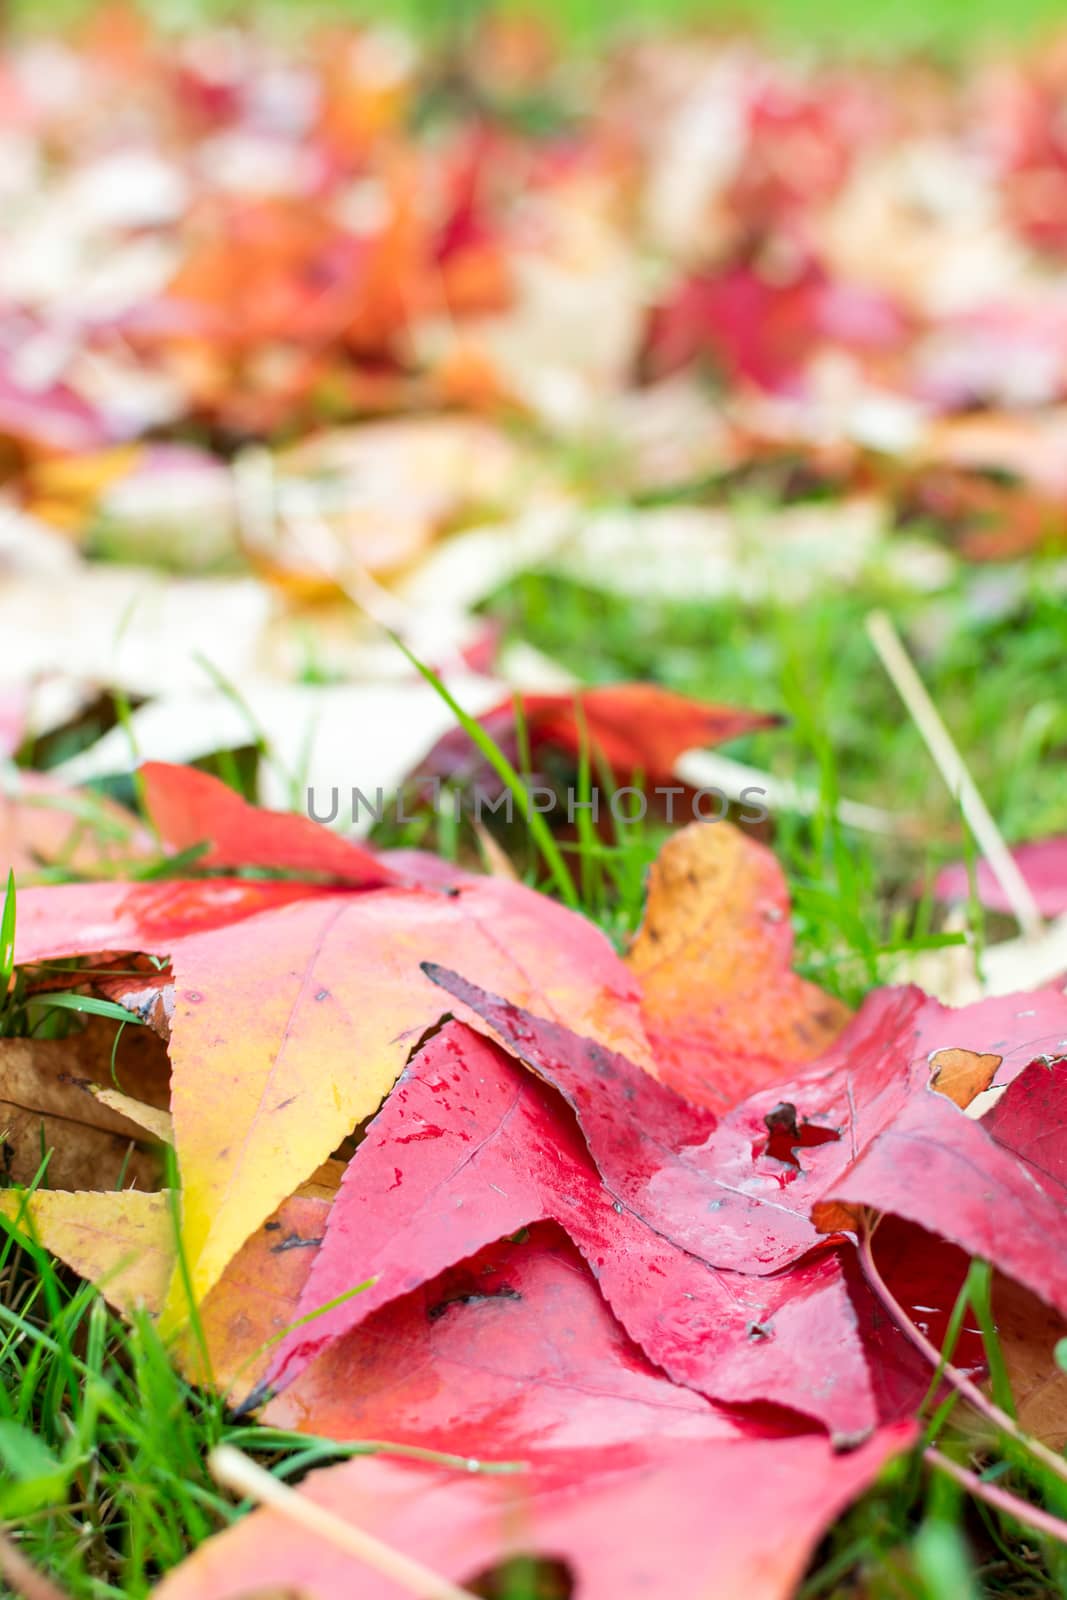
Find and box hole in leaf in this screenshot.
[468,1555,574,1600]
[761,1102,840,1169]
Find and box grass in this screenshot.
[12,0,1067,53]
[0,1210,508,1597]
[479,547,1067,1001]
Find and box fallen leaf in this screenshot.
[989,1274,1067,1451]
[425,967,910,1275]
[0,1185,328,1392]
[262,1020,875,1437]
[936,836,1067,919]
[14,878,326,967]
[0,771,148,883]
[981,1054,1067,1204]
[161,877,650,1320]
[627,821,850,1109]
[191,1194,332,1391]
[14,810,653,1325]
[141,762,400,886]
[263,1225,721,1451]
[641,258,905,392]
[905,987,1067,1084]
[89,1085,173,1145]
[427,966,1067,1288]
[415,684,780,795]
[0,1020,169,1190]
[0,1093,158,1191]
[815,1085,1067,1321]
[154,1423,913,1600]
[859,1216,986,1422]
[0,1188,171,1315]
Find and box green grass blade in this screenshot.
[0,870,15,992]
[29,993,145,1026]
[390,634,579,908]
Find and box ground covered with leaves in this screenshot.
[1,6,1067,1599]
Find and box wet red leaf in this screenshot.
[426,968,1067,1288]
[264,1224,733,1453]
[423,968,916,1275]
[852,1216,985,1422]
[141,761,401,886]
[158,1411,911,1600]
[983,1055,1067,1202]
[415,684,780,794]
[261,1019,874,1437]
[14,877,326,967]
[817,1081,1067,1322]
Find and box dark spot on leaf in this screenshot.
[427,1285,522,1321]
[315,990,330,1002]
[269,1232,324,1254]
[587,1043,616,1080]
[263,1220,281,1232]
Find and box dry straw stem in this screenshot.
[209,1445,477,1600]
[865,609,1045,941]
[862,1222,1067,1550]
[924,1447,1067,1547]
[0,1527,75,1600]
[858,1226,1067,1488]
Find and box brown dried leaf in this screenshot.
[929,1047,1003,1109]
